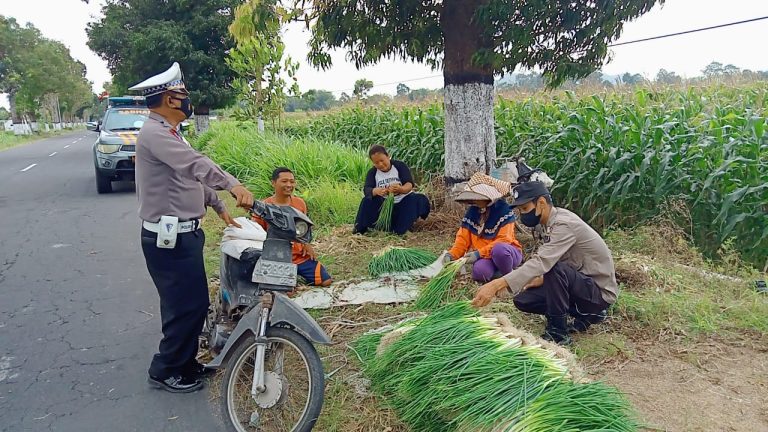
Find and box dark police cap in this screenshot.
[510,181,550,207]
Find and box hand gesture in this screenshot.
[471,278,508,308]
[463,251,481,264]
[218,211,241,228]
[230,184,254,209]
[302,244,318,261]
[372,187,388,197]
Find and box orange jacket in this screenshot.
[448,223,522,260]
[252,195,310,265]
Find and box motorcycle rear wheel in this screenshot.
[221,327,324,432]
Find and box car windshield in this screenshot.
[103,109,149,131]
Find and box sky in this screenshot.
[2,0,768,109]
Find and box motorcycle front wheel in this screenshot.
[221,327,325,432]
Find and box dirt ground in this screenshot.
[594,337,768,432]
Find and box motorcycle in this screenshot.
[203,200,332,432]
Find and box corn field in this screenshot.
[285,84,768,267]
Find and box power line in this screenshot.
[607,15,768,48]
[329,15,768,93]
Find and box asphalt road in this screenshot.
[0,131,224,431]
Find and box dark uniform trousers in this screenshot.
[354,193,431,235]
[513,261,609,317]
[141,227,209,379]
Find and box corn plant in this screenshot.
[285,83,768,267]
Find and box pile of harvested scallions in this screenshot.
[414,258,466,310]
[368,246,437,277]
[355,302,640,432]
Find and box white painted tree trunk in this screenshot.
[443,82,496,183]
[194,114,210,134]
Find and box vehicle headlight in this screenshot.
[96,144,121,154]
[295,220,309,238]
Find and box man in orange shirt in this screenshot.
[253,167,332,287]
[445,173,523,282]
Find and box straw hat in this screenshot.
[455,173,512,203]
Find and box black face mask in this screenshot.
[171,97,193,119]
[520,207,542,227]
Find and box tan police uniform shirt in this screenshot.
[502,207,618,304]
[136,112,239,222]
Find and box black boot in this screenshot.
[568,309,607,333]
[542,315,572,346]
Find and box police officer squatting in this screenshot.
[131,63,255,393]
[472,180,617,346]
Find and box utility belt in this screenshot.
[142,216,202,249]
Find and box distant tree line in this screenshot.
[497,61,768,91]
[1,15,96,123]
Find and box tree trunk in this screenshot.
[8,92,21,123]
[441,0,495,185]
[194,105,210,134]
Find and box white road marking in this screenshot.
[71,140,78,144]
[64,145,70,149]
[0,356,18,383]
[49,152,57,157]
[20,164,37,172]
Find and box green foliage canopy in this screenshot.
[86,0,238,111]
[305,0,663,86]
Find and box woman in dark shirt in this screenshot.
[353,145,431,235]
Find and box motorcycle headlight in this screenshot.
[96,144,121,154]
[295,220,309,238]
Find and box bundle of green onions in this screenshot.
[368,247,437,277]
[357,302,640,432]
[374,193,395,231]
[414,258,466,310]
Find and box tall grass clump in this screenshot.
[195,121,368,226]
[285,83,768,267]
[358,302,640,432]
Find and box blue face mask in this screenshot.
[520,207,541,227]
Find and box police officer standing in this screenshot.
[129,63,254,392]
[472,181,617,346]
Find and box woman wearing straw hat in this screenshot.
[443,173,523,282]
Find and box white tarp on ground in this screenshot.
[292,258,446,309]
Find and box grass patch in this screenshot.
[195,122,370,227]
[300,180,362,227]
[0,128,84,151]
